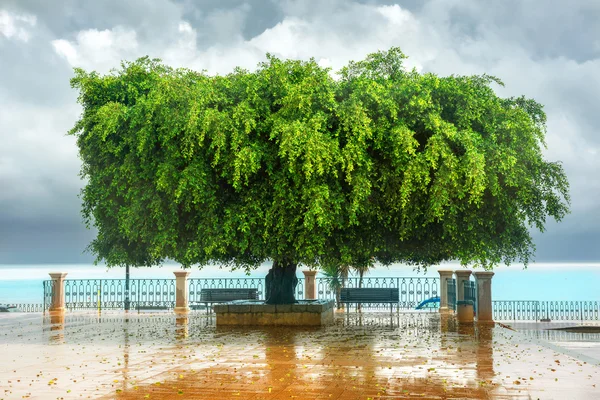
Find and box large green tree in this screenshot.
[69,48,569,304]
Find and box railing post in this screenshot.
[125,266,130,311]
[174,271,191,314]
[302,270,317,300]
[438,269,454,313]
[473,271,494,323]
[397,278,400,309]
[48,273,68,313]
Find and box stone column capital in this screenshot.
[302,270,317,277]
[437,269,454,277]
[49,272,68,280]
[473,271,495,280]
[454,270,472,278]
[173,271,191,278]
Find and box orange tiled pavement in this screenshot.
[1,311,599,400]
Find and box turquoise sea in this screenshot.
[1,263,599,304]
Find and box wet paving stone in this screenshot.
[0,311,598,399]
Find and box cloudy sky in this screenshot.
[0,0,599,264]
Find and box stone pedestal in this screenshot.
[474,271,495,323]
[455,270,472,301]
[438,269,454,313]
[457,300,474,324]
[302,270,317,300]
[173,271,191,314]
[48,272,68,313]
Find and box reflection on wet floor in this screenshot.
[508,322,600,366]
[0,311,598,399]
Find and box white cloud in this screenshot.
[49,3,437,76]
[0,9,36,42]
[376,4,415,27]
[52,26,139,73]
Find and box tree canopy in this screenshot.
[69,47,570,275]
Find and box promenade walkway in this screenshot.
[1,312,598,399]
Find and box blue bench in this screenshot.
[192,288,259,313]
[340,288,399,313]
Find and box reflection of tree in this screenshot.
[111,317,498,400]
[120,315,130,393]
[260,326,301,396]
[347,327,379,390]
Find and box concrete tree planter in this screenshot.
[214,300,335,326]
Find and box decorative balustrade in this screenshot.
[447,278,456,311]
[31,277,600,320]
[2,303,45,313]
[492,300,600,321]
[188,277,266,301]
[43,279,176,311]
[463,280,477,313]
[518,328,600,343]
[316,277,439,309]
[41,276,438,311]
[188,277,305,302]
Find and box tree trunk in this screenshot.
[265,260,298,304]
[358,269,365,311]
[359,269,364,288]
[357,269,364,311]
[341,269,348,310]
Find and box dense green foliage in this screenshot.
[69,47,570,273]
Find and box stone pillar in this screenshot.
[455,270,472,301]
[456,301,474,324]
[48,272,68,313]
[302,270,317,300]
[438,269,454,313]
[173,271,191,314]
[473,271,495,323]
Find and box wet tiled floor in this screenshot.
[1,311,599,399]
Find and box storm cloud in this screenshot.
[1,0,598,263]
